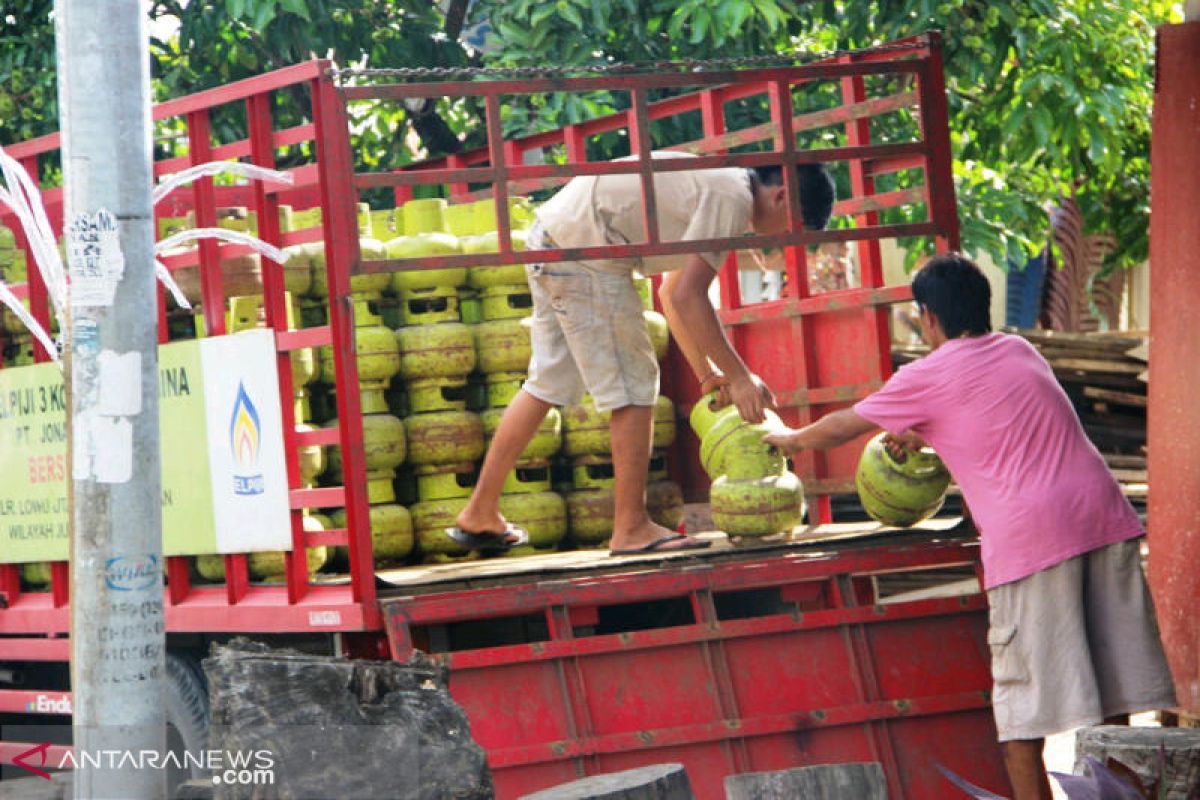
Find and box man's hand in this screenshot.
[882,431,926,462]
[727,372,777,424]
[763,428,803,455]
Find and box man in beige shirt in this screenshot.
[451,153,835,554]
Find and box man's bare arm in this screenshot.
[763,408,878,454]
[662,255,774,422]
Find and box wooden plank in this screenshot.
[1083,386,1148,408]
[1050,358,1146,375]
[373,519,967,594]
[1105,454,1147,469]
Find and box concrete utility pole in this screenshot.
[55,2,166,798]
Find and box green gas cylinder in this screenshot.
[412,496,474,557]
[499,490,566,552]
[387,199,466,292]
[645,310,669,361]
[309,238,391,299]
[710,472,804,538]
[472,318,532,374]
[483,406,561,462]
[689,393,788,480]
[855,432,951,527]
[406,410,484,466]
[396,321,477,380]
[465,230,530,289]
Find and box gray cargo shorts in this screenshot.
[986,536,1177,741]
[521,257,659,412]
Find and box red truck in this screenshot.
[0,33,1013,798]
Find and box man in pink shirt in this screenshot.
[765,254,1175,799]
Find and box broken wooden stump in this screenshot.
[724,762,887,799]
[203,638,492,800]
[519,763,694,799]
[1075,724,1200,799]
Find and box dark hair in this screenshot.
[751,163,836,230]
[911,253,993,338]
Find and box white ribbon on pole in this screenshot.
[0,279,58,360]
[152,161,295,308]
[0,146,65,362]
[155,227,290,267]
[153,161,294,206]
[0,156,297,359]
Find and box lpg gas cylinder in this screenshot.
[412,496,474,557]
[563,398,611,457]
[481,283,534,321]
[318,300,400,393]
[406,409,484,466]
[415,462,478,502]
[855,432,950,527]
[710,471,805,538]
[483,406,561,462]
[307,238,391,299]
[499,490,566,552]
[690,393,788,480]
[395,320,476,380]
[645,310,669,361]
[407,377,470,414]
[388,198,466,293]
[326,412,406,480]
[330,480,414,566]
[472,318,531,374]
[465,230,530,289]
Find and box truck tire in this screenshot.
[165,651,209,787]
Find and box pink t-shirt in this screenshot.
[854,332,1143,588]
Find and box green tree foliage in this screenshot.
[0,1,58,146]
[0,0,1181,271]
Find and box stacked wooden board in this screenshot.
[892,328,1148,515]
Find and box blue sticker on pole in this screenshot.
[104,554,159,591]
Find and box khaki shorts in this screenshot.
[987,537,1177,741]
[521,259,659,412]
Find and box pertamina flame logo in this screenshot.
[229,381,265,496]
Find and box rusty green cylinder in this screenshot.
[710,472,804,538]
[331,503,414,565]
[690,393,788,480]
[406,410,484,466]
[565,486,614,546]
[855,432,950,527]
[396,321,476,380]
[412,496,473,556]
[473,318,532,374]
[499,490,566,551]
[483,405,561,462]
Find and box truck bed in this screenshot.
[372,516,974,598]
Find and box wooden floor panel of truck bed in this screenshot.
[371,516,972,597]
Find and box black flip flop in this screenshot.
[609,533,712,557]
[445,523,530,551]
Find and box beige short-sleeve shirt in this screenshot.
[534,151,753,275]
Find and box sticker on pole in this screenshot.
[66,209,124,307]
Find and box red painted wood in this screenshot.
[1147,20,1200,715]
[312,69,377,611]
[185,110,224,335]
[378,541,1007,800]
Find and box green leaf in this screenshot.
[560,2,584,30]
[690,7,710,44]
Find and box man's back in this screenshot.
[535,151,752,275]
[854,332,1142,587]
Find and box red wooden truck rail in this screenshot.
[1,32,1012,797]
